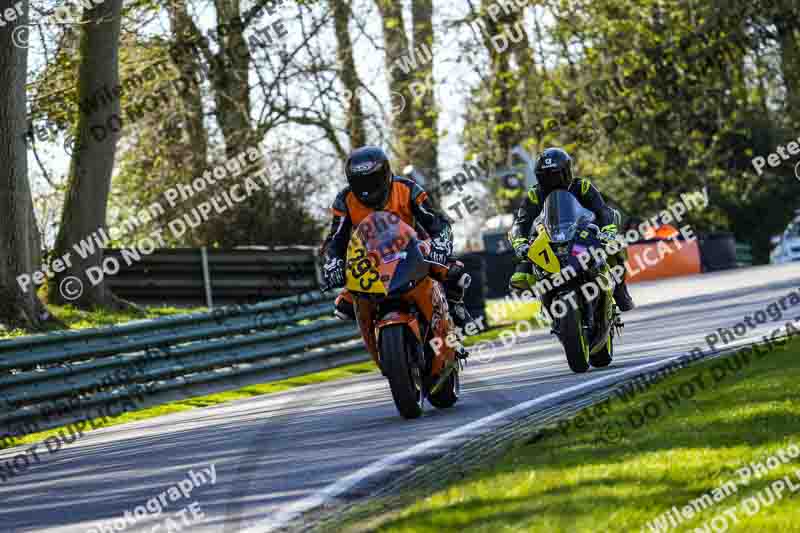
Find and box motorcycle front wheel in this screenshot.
[380,325,425,419]
[560,303,590,373]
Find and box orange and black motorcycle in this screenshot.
[322,211,461,419]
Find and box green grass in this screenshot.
[0,328,28,340]
[3,360,377,450]
[0,304,206,340]
[50,304,207,329]
[464,299,543,345]
[485,299,541,326]
[357,336,800,533]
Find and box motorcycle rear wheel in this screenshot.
[561,304,590,373]
[380,325,425,419]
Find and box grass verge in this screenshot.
[465,299,543,345]
[338,336,800,533]
[0,304,206,340]
[486,299,542,325]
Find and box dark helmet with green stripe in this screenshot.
[535,147,573,192]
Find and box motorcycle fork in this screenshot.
[583,294,595,338]
[613,306,624,338]
[354,297,380,367]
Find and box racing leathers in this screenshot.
[508,178,634,311]
[321,176,474,332]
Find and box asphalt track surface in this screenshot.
[2,264,799,533]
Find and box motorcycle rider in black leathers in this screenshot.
[508,147,635,312]
[320,146,474,354]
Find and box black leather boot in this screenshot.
[613,280,635,312]
[449,299,472,330]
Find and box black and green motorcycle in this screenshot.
[521,190,623,373]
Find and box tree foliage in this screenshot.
[462,0,799,261]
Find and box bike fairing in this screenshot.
[509,176,634,312]
[321,175,471,327]
[509,178,616,255]
[521,191,621,372]
[341,212,461,417]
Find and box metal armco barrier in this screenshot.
[104,247,320,306]
[736,242,753,267]
[0,291,365,446]
[0,252,492,446]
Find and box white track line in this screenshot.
[243,319,800,532]
[242,354,684,533]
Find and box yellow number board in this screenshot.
[346,236,387,294]
[527,231,561,274]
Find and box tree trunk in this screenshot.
[332,0,367,149]
[211,0,256,157]
[479,0,527,164]
[166,0,209,180]
[410,0,439,188]
[776,19,800,128]
[0,0,51,330]
[49,0,125,309]
[375,0,415,168]
[507,6,536,145]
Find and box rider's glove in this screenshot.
[428,238,451,266]
[323,257,346,288]
[599,224,618,242]
[512,238,530,260]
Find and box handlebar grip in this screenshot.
[321,280,346,293]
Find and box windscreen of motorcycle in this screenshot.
[345,212,427,295]
[542,190,593,243]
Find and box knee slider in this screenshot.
[510,272,530,289]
